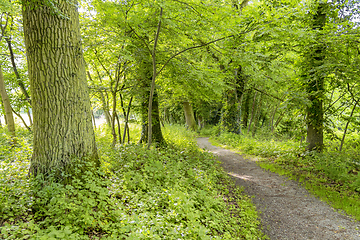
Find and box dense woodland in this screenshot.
[0,0,360,239]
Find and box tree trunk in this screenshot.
[87,71,112,128]
[147,7,163,148]
[92,109,96,130]
[137,44,165,147]
[115,112,122,145]
[23,0,99,178]
[27,107,33,126]
[139,87,165,146]
[247,91,258,133]
[0,66,16,143]
[12,107,31,131]
[111,92,118,147]
[6,37,31,105]
[120,95,133,144]
[242,90,251,128]
[305,3,326,151]
[252,94,263,137]
[339,101,358,152]
[183,101,197,131]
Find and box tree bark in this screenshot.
[23,0,99,177]
[242,90,251,128]
[0,66,16,143]
[305,3,326,151]
[148,7,163,148]
[252,93,263,137]
[183,101,197,131]
[136,44,165,146]
[115,112,122,145]
[247,91,258,133]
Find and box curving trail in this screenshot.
[197,137,360,240]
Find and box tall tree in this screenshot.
[304,2,327,151]
[22,0,99,178]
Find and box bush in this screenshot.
[0,125,265,239]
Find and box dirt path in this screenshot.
[197,138,360,240]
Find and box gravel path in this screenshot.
[197,137,360,240]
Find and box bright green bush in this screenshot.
[213,131,303,158]
[0,125,265,239]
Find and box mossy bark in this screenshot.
[22,0,99,177]
[305,3,326,151]
[137,52,165,146]
[183,101,197,131]
[139,86,165,146]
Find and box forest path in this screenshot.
[197,137,360,240]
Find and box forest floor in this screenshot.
[197,137,360,240]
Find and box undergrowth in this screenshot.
[210,128,360,221]
[0,125,265,239]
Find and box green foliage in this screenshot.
[213,131,304,158]
[199,125,222,137]
[0,125,265,239]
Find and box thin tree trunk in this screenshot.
[87,71,112,128]
[11,107,31,131]
[111,92,117,147]
[270,101,281,133]
[247,91,258,133]
[148,7,163,148]
[92,109,96,130]
[339,101,358,152]
[27,107,33,126]
[252,94,263,137]
[242,90,251,128]
[127,124,130,143]
[115,112,122,144]
[274,111,285,129]
[0,66,16,144]
[121,95,133,144]
[6,37,31,105]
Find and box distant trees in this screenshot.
[0,0,358,156]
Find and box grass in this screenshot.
[209,128,360,221]
[0,124,266,239]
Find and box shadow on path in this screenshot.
[197,137,360,240]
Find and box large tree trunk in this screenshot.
[0,66,16,143]
[183,101,197,131]
[137,46,165,146]
[305,3,326,151]
[23,0,99,178]
[139,87,165,146]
